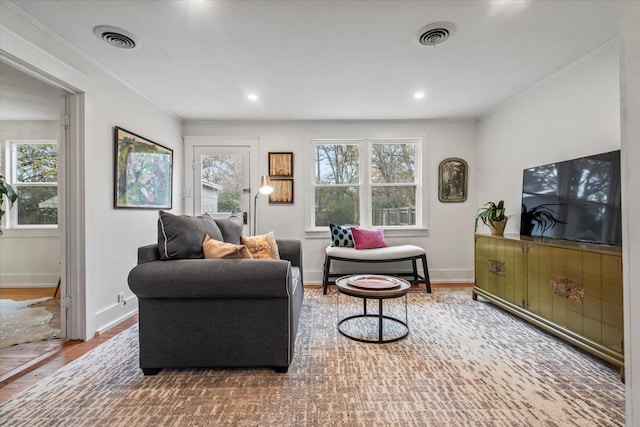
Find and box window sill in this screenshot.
[0,228,60,238]
[305,227,429,239]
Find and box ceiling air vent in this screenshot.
[93,25,138,49]
[416,22,456,47]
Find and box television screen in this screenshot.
[520,150,622,246]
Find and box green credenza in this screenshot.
[473,234,624,368]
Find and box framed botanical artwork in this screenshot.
[438,157,468,203]
[268,152,294,177]
[269,178,294,204]
[114,126,173,209]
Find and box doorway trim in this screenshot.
[0,51,86,340]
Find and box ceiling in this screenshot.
[5,0,623,121]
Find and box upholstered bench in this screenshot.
[322,245,431,295]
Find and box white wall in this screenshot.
[477,42,620,232]
[0,120,61,287]
[620,2,640,424]
[184,119,478,284]
[1,4,183,338]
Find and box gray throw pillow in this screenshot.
[215,213,245,244]
[157,210,223,260]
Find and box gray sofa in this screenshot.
[127,211,304,375]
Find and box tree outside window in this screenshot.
[313,140,420,228]
[10,141,58,226]
[201,154,243,213]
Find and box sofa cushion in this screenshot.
[203,234,253,259]
[350,226,388,250]
[241,232,280,259]
[329,223,354,247]
[215,213,244,244]
[157,210,223,260]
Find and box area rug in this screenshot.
[0,298,61,348]
[0,288,624,426]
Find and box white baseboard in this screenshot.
[0,273,59,288]
[94,295,138,335]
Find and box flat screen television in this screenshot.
[520,150,622,247]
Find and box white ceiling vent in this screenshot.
[93,25,138,49]
[416,22,456,47]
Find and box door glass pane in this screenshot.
[200,154,243,214]
[371,186,416,226]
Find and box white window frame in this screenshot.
[3,139,59,230]
[307,137,425,237]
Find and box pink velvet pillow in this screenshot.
[350,227,388,250]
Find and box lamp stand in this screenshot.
[253,192,259,235]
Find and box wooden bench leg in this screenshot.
[322,255,331,295]
[421,254,432,293]
[411,258,419,282]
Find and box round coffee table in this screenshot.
[335,274,410,343]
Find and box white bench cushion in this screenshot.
[326,245,425,261]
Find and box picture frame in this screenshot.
[268,152,294,177]
[438,157,468,203]
[114,126,173,209]
[269,178,294,204]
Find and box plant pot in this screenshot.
[489,219,508,236]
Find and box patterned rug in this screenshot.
[0,288,624,426]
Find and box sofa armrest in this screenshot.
[277,239,302,268]
[277,239,303,285]
[138,244,161,264]
[128,258,293,299]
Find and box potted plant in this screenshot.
[0,174,17,236]
[474,200,510,236]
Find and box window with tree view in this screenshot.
[313,139,420,229]
[9,141,58,226]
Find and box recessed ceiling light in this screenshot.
[414,92,425,99]
[247,93,259,101]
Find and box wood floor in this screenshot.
[0,287,65,382]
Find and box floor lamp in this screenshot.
[253,175,273,235]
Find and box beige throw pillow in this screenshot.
[240,231,280,260]
[202,234,253,259]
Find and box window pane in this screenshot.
[16,186,58,225]
[200,154,243,214]
[314,144,359,184]
[372,186,416,226]
[315,186,359,226]
[371,143,415,184]
[16,143,58,183]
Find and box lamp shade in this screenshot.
[259,175,274,195]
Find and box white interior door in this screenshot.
[193,146,251,231]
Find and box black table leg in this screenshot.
[378,299,383,341]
